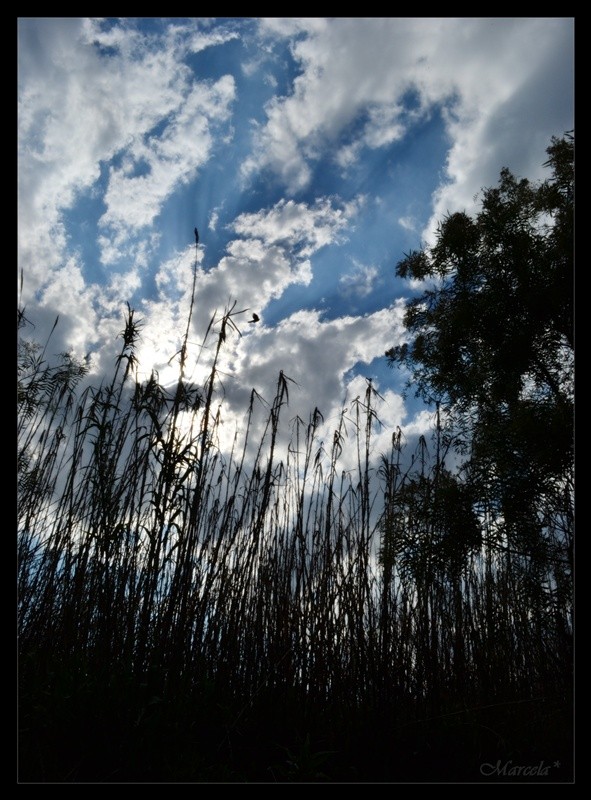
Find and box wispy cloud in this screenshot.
[339,262,379,298]
[398,215,417,232]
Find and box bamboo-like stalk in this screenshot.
[17,294,573,781]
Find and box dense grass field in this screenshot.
[17,300,573,782]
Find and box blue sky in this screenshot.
[18,17,574,453]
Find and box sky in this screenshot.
[18,17,574,460]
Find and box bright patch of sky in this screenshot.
[18,17,574,447]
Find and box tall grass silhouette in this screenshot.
[17,267,573,781]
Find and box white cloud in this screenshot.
[339,262,379,298]
[244,17,573,209]
[421,19,574,245]
[231,196,361,257]
[363,103,406,148]
[98,256,412,484]
[113,185,409,458]
[99,74,235,237]
[230,303,405,410]
[36,258,101,355]
[18,18,236,302]
[18,18,572,475]
[123,194,356,391]
[200,285,429,469]
[18,18,240,361]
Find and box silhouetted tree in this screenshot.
[386,132,573,562]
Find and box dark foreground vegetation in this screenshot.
[18,135,573,782]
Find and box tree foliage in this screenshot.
[387,132,574,557]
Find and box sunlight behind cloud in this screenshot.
[18,17,573,458]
